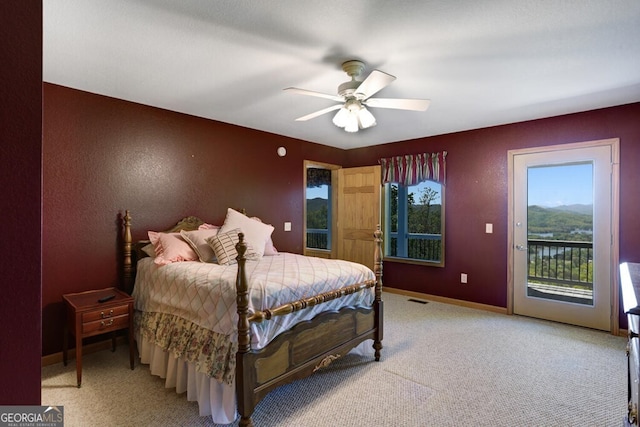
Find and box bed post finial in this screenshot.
[123,210,133,294]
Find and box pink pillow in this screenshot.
[148,231,198,266]
[199,223,220,230]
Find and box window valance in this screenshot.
[380,151,447,186]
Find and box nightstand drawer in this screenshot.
[82,304,130,323]
[82,314,130,335]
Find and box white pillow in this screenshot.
[180,228,220,263]
[251,216,278,256]
[219,208,274,258]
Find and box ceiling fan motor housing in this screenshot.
[338,60,366,98]
[338,80,361,98]
[341,60,365,77]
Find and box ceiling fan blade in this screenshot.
[295,104,343,121]
[355,70,396,100]
[284,87,343,102]
[365,98,430,111]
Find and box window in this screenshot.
[306,178,331,250]
[380,151,446,266]
[384,180,444,265]
[304,162,338,253]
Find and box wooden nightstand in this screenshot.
[62,287,135,387]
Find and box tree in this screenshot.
[419,187,439,233]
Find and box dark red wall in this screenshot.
[43,83,640,356]
[346,103,640,324]
[0,1,42,404]
[42,83,345,355]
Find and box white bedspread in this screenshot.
[132,252,376,349]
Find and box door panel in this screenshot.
[336,165,381,270]
[512,144,614,330]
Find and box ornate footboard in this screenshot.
[235,229,383,427]
[121,211,383,427]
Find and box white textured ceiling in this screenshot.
[44,0,640,149]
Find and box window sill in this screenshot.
[383,255,444,268]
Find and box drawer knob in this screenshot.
[101,310,114,319]
[100,319,114,328]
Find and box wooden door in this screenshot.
[336,165,381,270]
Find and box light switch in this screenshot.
[284,222,291,232]
[485,223,493,234]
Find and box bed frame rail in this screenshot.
[247,279,377,323]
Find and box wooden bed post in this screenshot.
[373,225,384,361]
[235,233,254,427]
[123,210,134,295]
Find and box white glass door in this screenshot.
[512,145,613,330]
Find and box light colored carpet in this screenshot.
[42,292,627,426]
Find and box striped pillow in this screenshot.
[206,228,257,266]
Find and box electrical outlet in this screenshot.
[461,273,468,284]
[284,222,291,232]
[485,223,493,233]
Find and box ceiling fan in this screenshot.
[284,60,430,133]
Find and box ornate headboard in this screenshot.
[122,211,206,294]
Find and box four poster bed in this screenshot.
[121,209,383,426]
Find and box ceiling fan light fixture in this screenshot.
[332,103,376,132]
[358,107,376,129]
[332,107,350,128]
[344,114,359,132]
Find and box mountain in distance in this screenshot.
[546,203,593,215]
[528,204,593,239]
[307,197,326,211]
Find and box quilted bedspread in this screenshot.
[133,253,376,350]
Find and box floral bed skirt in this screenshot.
[135,310,237,385]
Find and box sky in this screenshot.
[527,163,593,207]
[306,186,328,199]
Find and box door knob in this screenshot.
[515,244,526,251]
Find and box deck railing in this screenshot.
[307,230,442,262]
[388,232,442,262]
[307,233,592,290]
[307,228,329,250]
[527,239,593,289]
